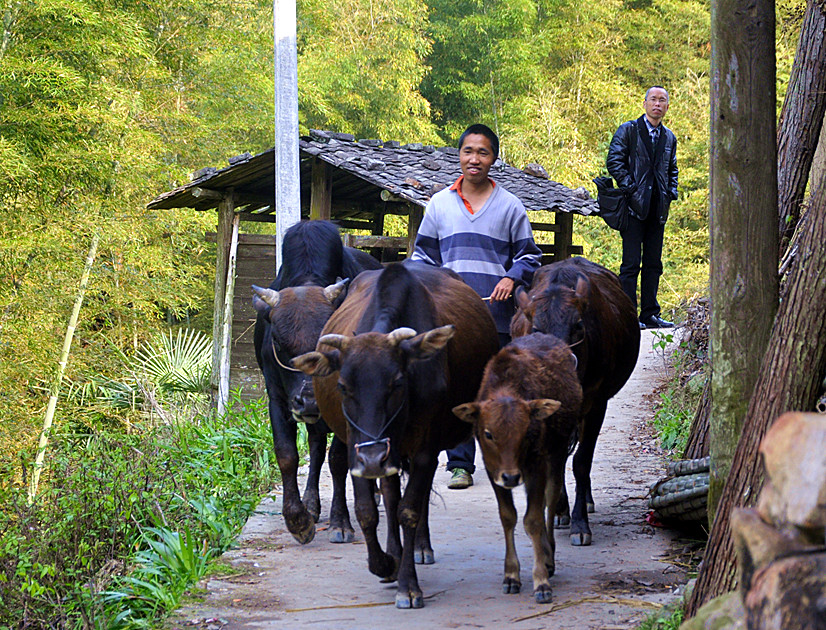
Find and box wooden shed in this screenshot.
[147,130,598,404]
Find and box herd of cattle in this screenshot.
[251,220,641,609]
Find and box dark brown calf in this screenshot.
[511,257,640,546]
[453,333,583,603]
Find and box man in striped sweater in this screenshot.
[412,123,541,489]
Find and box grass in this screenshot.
[637,603,685,629]
[0,393,283,629]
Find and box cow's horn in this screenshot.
[323,278,349,303]
[387,327,417,346]
[253,286,281,308]
[319,334,350,351]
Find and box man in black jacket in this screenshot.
[607,86,678,329]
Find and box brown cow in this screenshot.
[511,257,640,546]
[292,261,499,609]
[453,333,583,603]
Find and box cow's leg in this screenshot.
[380,474,402,582]
[269,398,316,544]
[302,422,326,522]
[524,468,553,604]
[570,399,607,546]
[353,476,397,580]
[413,486,434,565]
[394,453,438,609]
[490,475,520,595]
[544,450,568,577]
[553,480,571,528]
[327,434,354,543]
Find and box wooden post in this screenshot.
[310,157,332,220]
[217,214,240,415]
[552,211,573,262]
[211,192,235,409]
[274,0,301,268]
[406,203,424,257]
[370,206,385,260]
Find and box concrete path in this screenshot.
[167,330,688,630]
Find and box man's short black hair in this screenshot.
[458,124,499,159]
[645,86,669,101]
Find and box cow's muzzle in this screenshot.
[350,438,399,478]
[289,380,320,424]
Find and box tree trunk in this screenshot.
[777,0,826,253]
[810,109,826,196]
[686,171,826,617]
[707,0,778,524]
[683,379,710,460]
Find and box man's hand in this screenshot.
[489,277,515,302]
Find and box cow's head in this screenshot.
[453,397,561,488]
[252,278,349,423]
[293,325,455,478]
[515,276,589,349]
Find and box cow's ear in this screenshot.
[529,399,561,421]
[401,325,455,361]
[452,403,480,424]
[574,276,590,301]
[514,285,531,312]
[292,350,340,377]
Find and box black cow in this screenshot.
[511,257,640,546]
[293,262,499,609]
[252,220,382,545]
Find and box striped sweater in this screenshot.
[411,181,541,333]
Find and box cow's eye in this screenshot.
[484,430,493,441]
[337,381,350,397]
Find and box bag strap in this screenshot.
[627,120,638,192]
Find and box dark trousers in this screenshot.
[619,208,664,321]
[446,332,511,473]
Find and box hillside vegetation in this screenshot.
[0,0,805,475]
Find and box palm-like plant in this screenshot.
[131,329,211,396]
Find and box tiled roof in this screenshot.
[147,130,597,216]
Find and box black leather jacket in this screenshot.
[606,116,678,225]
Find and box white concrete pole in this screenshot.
[274,0,301,272]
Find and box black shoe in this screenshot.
[640,315,674,329]
[639,321,647,330]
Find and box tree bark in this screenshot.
[777,0,826,253]
[707,0,778,524]
[686,170,826,617]
[683,379,710,460]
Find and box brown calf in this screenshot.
[453,333,583,604]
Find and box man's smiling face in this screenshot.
[459,133,496,185]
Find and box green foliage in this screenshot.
[636,603,685,630]
[297,0,439,142]
[0,397,278,628]
[651,328,708,455]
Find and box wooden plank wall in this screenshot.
[231,234,277,400]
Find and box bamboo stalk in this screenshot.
[217,214,240,415]
[28,235,100,504]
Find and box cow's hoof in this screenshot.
[570,532,592,546]
[502,577,521,594]
[587,502,595,514]
[303,497,321,522]
[285,512,317,545]
[534,585,553,604]
[329,526,355,543]
[554,515,570,529]
[395,590,424,609]
[414,548,434,565]
[370,552,398,581]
